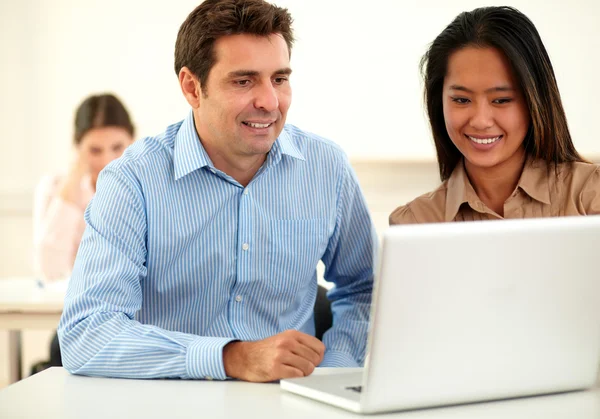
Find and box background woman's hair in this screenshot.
[74,93,135,145]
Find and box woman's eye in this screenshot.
[451,97,470,104]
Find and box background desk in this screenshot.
[1,368,599,419]
[0,278,65,384]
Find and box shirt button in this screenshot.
[205,376,213,381]
[235,295,243,302]
[242,243,249,251]
[243,189,249,195]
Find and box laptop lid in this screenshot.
[361,216,600,413]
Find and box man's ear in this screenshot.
[179,67,203,108]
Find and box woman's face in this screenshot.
[78,126,133,184]
[442,46,530,173]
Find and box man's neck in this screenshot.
[206,145,266,187]
[193,115,267,187]
[464,148,526,217]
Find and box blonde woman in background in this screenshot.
[31,93,134,373]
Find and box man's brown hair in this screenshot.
[174,0,294,93]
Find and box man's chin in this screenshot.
[240,136,276,153]
[249,142,276,155]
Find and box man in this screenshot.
[58,0,375,383]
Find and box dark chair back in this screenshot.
[313,285,333,341]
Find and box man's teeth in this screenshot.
[245,122,271,128]
[468,135,501,145]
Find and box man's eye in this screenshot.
[236,80,250,86]
[274,77,289,85]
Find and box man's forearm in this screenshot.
[59,310,235,380]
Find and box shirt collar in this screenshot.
[267,126,306,167]
[444,157,552,221]
[174,111,213,180]
[517,158,551,205]
[174,112,306,180]
[445,161,478,222]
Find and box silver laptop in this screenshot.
[281,216,600,414]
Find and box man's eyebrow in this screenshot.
[227,70,259,78]
[274,67,292,75]
[448,84,515,93]
[226,68,293,78]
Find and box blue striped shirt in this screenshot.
[58,111,375,380]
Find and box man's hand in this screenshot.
[223,330,325,382]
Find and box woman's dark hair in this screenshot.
[421,6,584,181]
[74,93,135,145]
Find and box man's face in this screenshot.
[194,33,292,158]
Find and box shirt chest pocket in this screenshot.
[266,219,329,297]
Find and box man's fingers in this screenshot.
[279,352,316,377]
[293,331,326,360]
[277,365,305,380]
[290,341,323,367]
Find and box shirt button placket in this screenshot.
[233,186,251,337]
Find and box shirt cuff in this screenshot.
[319,350,360,368]
[185,337,237,380]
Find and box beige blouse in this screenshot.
[390,159,600,225]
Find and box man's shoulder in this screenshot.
[281,124,347,162]
[109,120,183,173]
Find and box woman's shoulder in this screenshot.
[555,161,600,189]
[551,161,600,215]
[561,160,600,173]
[389,182,449,225]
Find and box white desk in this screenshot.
[1,367,599,418]
[0,278,66,384]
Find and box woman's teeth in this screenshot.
[468,135,501,145]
